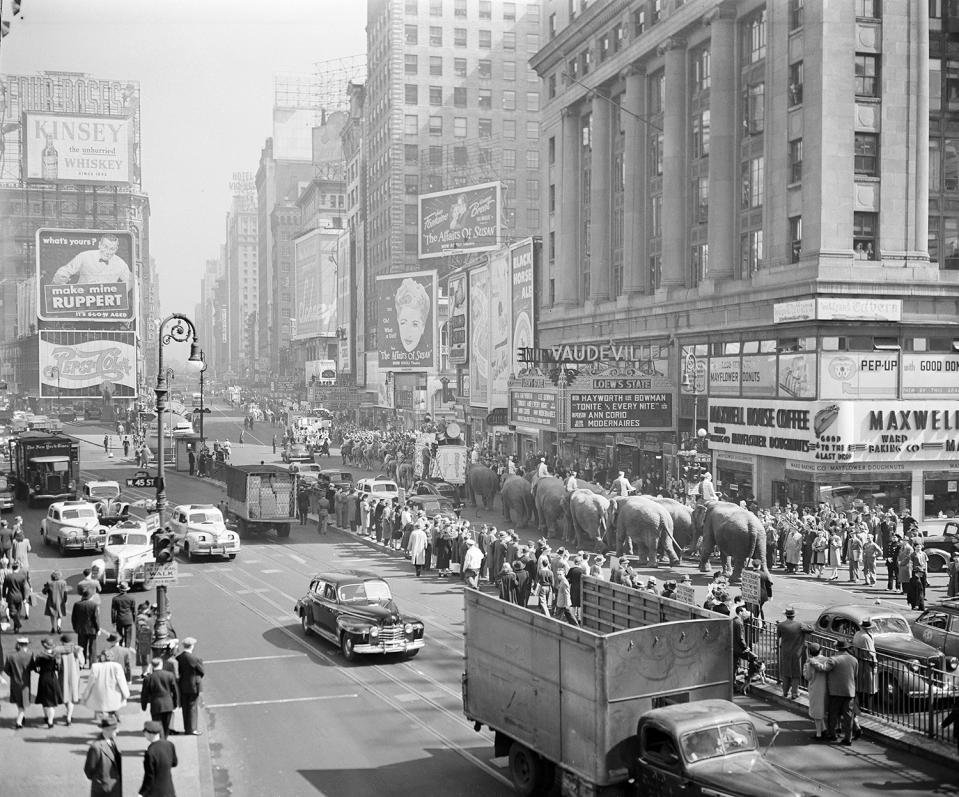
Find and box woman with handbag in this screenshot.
[43,570,69,634]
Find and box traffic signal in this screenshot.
[153,531,175,564]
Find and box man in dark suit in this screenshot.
[140,656,180,738]
[826,640,859,745]
[175,637,205,735]
[1,561,30,633]
[72,587,101,666]
[111,583,137,647]
[139,719,178,797]
[84,715,123,797]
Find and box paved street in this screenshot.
[3,406,959,796]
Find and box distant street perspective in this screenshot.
[2,2,959,797]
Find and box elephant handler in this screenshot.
[696,472,719,503]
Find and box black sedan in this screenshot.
[294,572,425,661]
[406,493,458,521]
[411,479,461,504]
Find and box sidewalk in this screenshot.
[0,666,212,797]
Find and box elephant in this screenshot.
[652,497,696,560]
[396,461,414,490]
[693,501,768,583]
[500,475,534,528]
[566,489,610,550]
[610,496,681,567]
[467,463,499,510]
[532,477,570,540]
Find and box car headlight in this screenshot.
[946,657,959,672]
[404,623,414,635]
[909,659,921,673]
[370,627,380,638]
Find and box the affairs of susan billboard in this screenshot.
[377,270,437,370]
[419,182,501,259]
[36,228,136,322]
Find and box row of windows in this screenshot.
[402,116,539,142]
[405,0,538,22]
[404,54,528,81]
[402,84,539,111]
[403,25,538,50]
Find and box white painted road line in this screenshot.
[206,694,358,709]
[287,553,307,564]
[205,653,308,665]
[261,569,284,574]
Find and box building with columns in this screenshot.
[523,1,959,523]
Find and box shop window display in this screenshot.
[924,472,959,519]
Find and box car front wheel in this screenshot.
[301,613,311,635]
[927,553,947,574]
[341,633,357,661]
[58,537,65,554]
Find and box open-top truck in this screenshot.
[464,578,824,797]
[8,431,80,506]
[221,462,296,538]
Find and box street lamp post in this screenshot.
[682,352,700,450]
[199,350,207,443]
[153,314,202,655]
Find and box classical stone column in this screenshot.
[706,6,736,279]
[915,0,929,257]
[555,106,581,306]
[621,66,648,294]
[589,89,611,301]
[659,37,687,287]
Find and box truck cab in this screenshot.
[23,454,76,506]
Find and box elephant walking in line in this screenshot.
[532,476,570,540]
[500,475,534,528]
[693,501,768,583]
[396,461,414,490]
[652,497,696,561]
[610,496,682,567]
[566,489,610,551]
[468,463,499,510]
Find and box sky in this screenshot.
[1,0,367,315]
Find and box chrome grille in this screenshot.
[377,626,405,644]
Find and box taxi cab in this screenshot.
[40,500,106,553]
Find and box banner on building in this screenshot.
[419,182,501,259]
[432,444,468,485]
[510,239,536,379]
[305,360,336,386]
[819,352,898,400]
[293,229,338,339]
[447,272,468,365]
[36,229,136,322]
[488,250,511,410]
[23,111,135,185]
[902,353,959,398]
[39,330,137,399]
[376,270,436,370]
[468,266,490,406]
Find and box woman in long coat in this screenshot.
[42,570,68,634]
[56,632,84,725]
[435,528,453,577]
[82,651,130,722]
[826,532,843,580]
[33,637,63,728]
[11,531,31,573]
[783,528,803,573]
[803,642,832,739]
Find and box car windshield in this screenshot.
[338,580,393,605]
[110,533,149,546]
[89,485,119,499]
[189,511,222,524]
[417,499,442,513]
[870,616,911,634]
[681,722,758,763]
[374,482,397,492]
[63,508,96,520]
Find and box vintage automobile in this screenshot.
[922,521,959,573]
[282,443,312,464]
[81,480,132,526]
[910,599,959,661]
[814,604,958,704]
[294,572,425,661]
[411,479,460,504]
[406,493,457,521]
[356,477,401,503]
[289,462,323,485]
[168,503,240,560]
[0,472,14,512]
[40,499,107,553]
[100,519,156,588]
[317,469,354,490]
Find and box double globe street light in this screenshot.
[152,313,203,654]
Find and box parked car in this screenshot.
[317,469,354,490]
[100,519,156,588]
[40,500,107,553]
[83,405,103,420]
[0,473,14,512]
[282,443,312,464]
[411,479,460,504]
[289,462,323,485]
[922,521,959,573]
[406,493,457,521]
[813,604,958,704]
[168,503,240,560]
[910,599,959,662]
[356,477,400,503]
[294,572,425,661]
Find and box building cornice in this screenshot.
[530,0,631,75]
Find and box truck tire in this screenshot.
[508,742,550,796]
[277,523,291,539]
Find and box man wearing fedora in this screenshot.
[176,637,205,735]
[826,640,859,745]
[3,636,34,729]
[852,618,878,724]
[84,715,123,797]
[776,605,810,700]
[111,582,137,648]
[140,719,178,797]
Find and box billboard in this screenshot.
[510,239,535,379]
[305,359,337,386]
[447,272,468,365]
[23,111,135,185]
[293,228,338,339]
[488,250,511,409]
[419,182,501,259]
[376,270,437,370]
[469,266,490,406]
[36,229,136,322]
[39,330,137,399]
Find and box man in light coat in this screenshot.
[462,538,484,589]
[408,521,429,577]
[852,618,878,719]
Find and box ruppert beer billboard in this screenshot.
[23,111,136,185]
[419,182,501,259]
[36,229,136,322]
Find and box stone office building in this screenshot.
[528,1,959,523]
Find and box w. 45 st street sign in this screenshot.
[143,562,178,588]
[126,470,158,488]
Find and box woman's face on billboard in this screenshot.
[398,306,426,352]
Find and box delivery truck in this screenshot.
[8,431,80,506]
[221,462,296,538]
[463,578,821,797]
